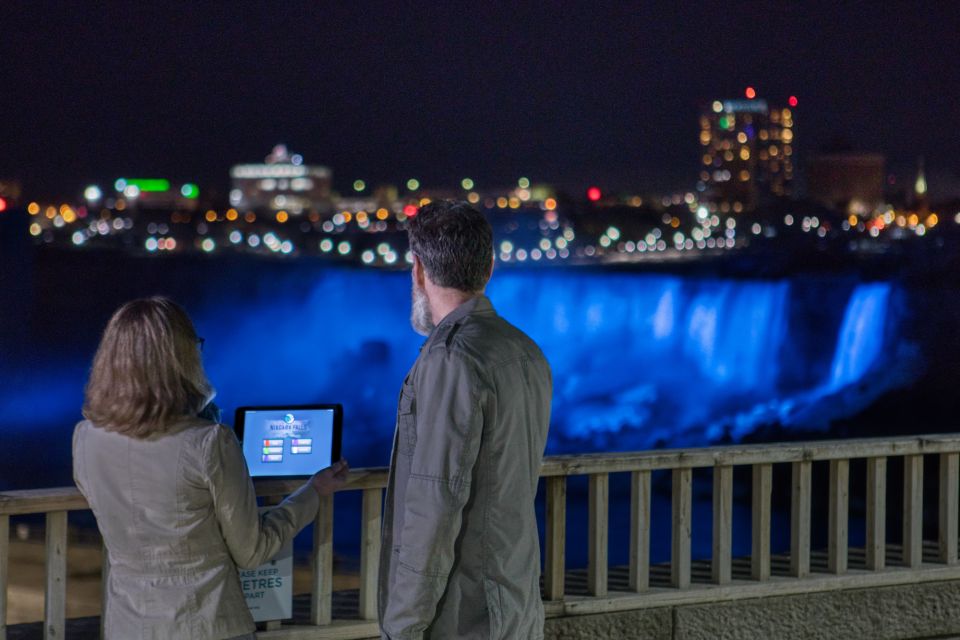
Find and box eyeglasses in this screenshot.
[196,337,206,352]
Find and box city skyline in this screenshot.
[2,3,960,198]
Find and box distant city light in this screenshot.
[403,204,418,217]
[181,183,199,199]
[145,237,158,252]
[406,178,420,191]
[71,231,85,245]
[788,95,799,107]
[84,186,102,201]
[712,101,723,113]
[362,250,375,264]
[320,239,333,253]
[337,241,351,255]
[518,177,530,189]
[587,187,602,202]
[229,230,243,244]
[461,178,474,190]
[353,180,366,192]
[201,238,216,252]
[745,86,757,99]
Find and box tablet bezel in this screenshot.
[234,404,343,480]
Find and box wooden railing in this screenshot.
[4,434,960,639]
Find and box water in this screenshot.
[0,255,920,566]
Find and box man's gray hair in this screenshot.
[407,200,493,293]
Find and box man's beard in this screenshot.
[410,282,435,337]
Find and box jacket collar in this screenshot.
[420,295,494,351]
[437,294,494,328]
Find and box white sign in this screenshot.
[240,540,293,622]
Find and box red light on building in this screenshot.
[403,204,419,217]
[587,187,602,202]
[745,86,757,99]
[788,95,799,107]
[0,198,7,212]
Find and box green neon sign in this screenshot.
[180,183,199,199]
[115,178,171,192]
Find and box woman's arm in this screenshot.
[205,425,346,569]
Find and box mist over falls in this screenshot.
[0,264,916,487]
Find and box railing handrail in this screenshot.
[6,432,960,639]
[4,433,960,517]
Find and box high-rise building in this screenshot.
[698,98,795,212]
[230,145,332,214]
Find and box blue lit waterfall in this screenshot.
[0,265,916,488]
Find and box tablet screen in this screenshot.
[235,405,342,478]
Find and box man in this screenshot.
[379,200,553,639]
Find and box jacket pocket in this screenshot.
[398,385,417,457]
[483,578,504,640]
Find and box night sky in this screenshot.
[3,2,959,199]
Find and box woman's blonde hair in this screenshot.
[83,297,214,438]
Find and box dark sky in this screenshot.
[3,2,959,199]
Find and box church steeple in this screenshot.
[914,157,929,214]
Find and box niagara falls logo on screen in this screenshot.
[268,413,310,441]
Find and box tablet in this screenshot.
[235,404,342,479]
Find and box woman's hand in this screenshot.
[310,459,349,496]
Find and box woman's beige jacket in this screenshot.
[73,417,319,639]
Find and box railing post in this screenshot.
[629,470,651,592]
[545,477,566,600]
[359,488,382,620]
[752,464,772,581]
[903,454,924,568]
[828,459,849,574]
[588,473,609,597]
[790,460,811,578]
[671,468,692,589]
[0,514,8,640]
[939,453,959,565]
[866,457,887,571]
[310,495,334,626]
[711,466,732,585]
[45,511,67,640]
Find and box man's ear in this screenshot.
[412,254,426,287]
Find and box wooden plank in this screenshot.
[0,515,8,640]
[790,460,811,578]
[538,433,960,478]
[940,453,959,565]
[866,457,887,571]
[358,488,382,619]
[711,466,732,585]
[903,454,924,568]
[828,459,849,574]
[752,464,772,581]
[629,470,651,592]
[7,433,960,516]
[44,511,67,640]
[310,495,334,626]
[264,620,282,631]
[671,468,692,589]
[544,477,566,600]
[257,619,381,639]
[544,563,960,618]
[101,538,109,640]
[587,474,609,597]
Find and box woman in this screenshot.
[73,297,349,639]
